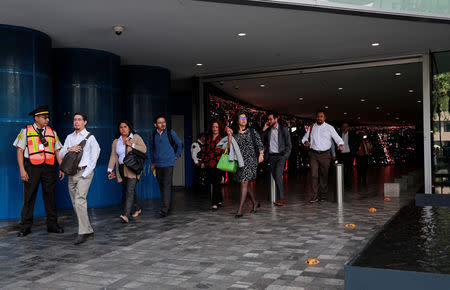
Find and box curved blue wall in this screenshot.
[120,65,170,199]
[0,25,52,220]
[53,48,122,209]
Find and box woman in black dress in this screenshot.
[226,111,264,217]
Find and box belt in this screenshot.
[77,166,87,171]
[269,153,281,156]
[311,149,330,154]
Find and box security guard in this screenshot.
[13,105,65,237]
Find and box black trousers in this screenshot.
[357,155,369,183]
[155,166,174,214]
[20,161,58,231]
[205,168,223,206]
[338,152,354,185]
[119,165,141,218]
[268,154,286,201]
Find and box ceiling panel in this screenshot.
[210,62,423,124]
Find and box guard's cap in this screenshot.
[29,105,50,117]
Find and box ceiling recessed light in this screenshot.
[376,106,380,110]
[196,63,203,67]
[344,112,348,115]
[387,113,391,116]
[396,117,400,120]
[338,87,343,91]
[325,106,329,109]
[259,84,265,88]
[361,99,366,102]
[238,32,246,37]
[371,43,380,47]
[298,97,303,101]
[417,100,422,103]
[395,72,401,76]
[357,116,361,119]
[409,89,414,93]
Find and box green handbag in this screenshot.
[217,147,237,173]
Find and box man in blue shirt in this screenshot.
[150,115,183,217]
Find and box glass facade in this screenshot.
[248,0,450,18]
[431,51,450,192]
[328,0,450,16]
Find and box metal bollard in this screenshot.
[335,163,344,205]
[270,174,277,203]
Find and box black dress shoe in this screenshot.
[74,233,93,245]
[159,210,167,218]
[47,225,64,233]
[17,228,31,237]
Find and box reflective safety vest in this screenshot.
[26,125,56,165]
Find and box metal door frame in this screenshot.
[198,54,432,193]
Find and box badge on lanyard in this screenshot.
[38,144,45,151]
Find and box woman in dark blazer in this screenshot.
[107,121,147,223]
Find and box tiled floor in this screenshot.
[0,167,420,289]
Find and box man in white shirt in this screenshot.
[60,113,100,245]
[338,122,358,186]
[302,111,344,203]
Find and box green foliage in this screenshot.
[432,72,450,120]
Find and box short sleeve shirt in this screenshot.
[13,124,62,158]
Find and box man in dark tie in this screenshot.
[13,105,65,237]
[262,112,292,206]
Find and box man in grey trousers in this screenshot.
[262,112,292,206]
[60,113,100,245]
[149,115,183,218]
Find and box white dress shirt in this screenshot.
[59,128,101,178]
[342,132,350,153]
[116,133,135,165]
[302,122,344,151]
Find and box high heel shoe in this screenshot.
[120,215,129,223]
[235,213,243,218]
[251,202,260,213]
[132,209,142,218]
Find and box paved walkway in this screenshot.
[0,169,418,289]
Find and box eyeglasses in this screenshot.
[239,117,247,120]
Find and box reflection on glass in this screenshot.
[326,0,450,16]
[431,51,450,191]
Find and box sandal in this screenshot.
[132,209,142,218]
[120,215,129,223]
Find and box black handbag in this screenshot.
[60,133,92,175]
[123,146,148,175]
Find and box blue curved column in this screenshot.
[53,48,122,209]
[120,65,170,199]
[0,25,52,220]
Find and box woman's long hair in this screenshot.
[208,119,226,138]
[116,120,136,138]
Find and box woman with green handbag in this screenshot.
[200,120,226,210]
[226,111,264,218]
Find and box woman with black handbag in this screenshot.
[107,121,147,223]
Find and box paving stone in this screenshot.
[0,179,416,290]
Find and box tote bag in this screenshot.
[217,147,237,173]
